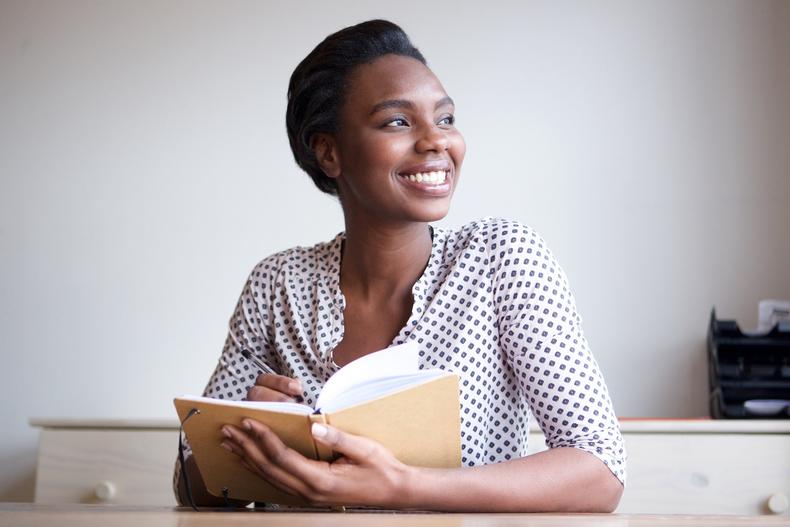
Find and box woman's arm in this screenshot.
[173,257,288,507]
[405,444,623,512]
[220,419,623,512]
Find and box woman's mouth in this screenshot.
[396,170,452,196]
[398,170,448,185]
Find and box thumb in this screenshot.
[311,423,380,463]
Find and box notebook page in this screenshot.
[318,370,449,413]
[177,395,314,415]
[316,341,419,409]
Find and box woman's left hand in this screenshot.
[220,419,414,508]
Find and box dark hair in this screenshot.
[286,20,427,196]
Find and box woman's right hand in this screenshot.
[246,374,303,403]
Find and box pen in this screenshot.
[240,348,277,375]
[241,348,303,402]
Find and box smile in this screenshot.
[397,170,448,185]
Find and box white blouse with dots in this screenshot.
[176,217,627,495]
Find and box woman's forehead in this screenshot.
[344,55,447,109]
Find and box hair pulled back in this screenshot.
[286,20,426,195]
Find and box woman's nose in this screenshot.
[415,125,449,153]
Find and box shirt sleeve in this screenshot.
[202,258,283,400]
[173,256,282,504]
[489,219,627,486]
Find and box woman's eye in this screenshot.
[384,118,409,127]
[438,114,455,126]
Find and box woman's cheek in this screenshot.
[450,131,467,165]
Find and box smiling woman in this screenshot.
[311,52,465,244]
[174,19,626,512]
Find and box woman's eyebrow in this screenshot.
[369,96,455,115]
[435,96,455,109]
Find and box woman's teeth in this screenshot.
[401,171,448,185]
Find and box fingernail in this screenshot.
[220,441,233,452]
[312,423,327,438]
[242,420,252,431]
[221,426,232,438]
[289,380,301,393]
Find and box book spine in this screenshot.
[308,413,334,461]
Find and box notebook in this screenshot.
[174,341,461,506]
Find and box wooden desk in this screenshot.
[1,504,789,527]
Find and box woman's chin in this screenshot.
[406,201,452,223]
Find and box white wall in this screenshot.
[1,0,789,502]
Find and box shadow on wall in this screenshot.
[0,450,37,502]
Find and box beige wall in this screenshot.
[1,0,789,502]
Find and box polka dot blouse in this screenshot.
[178,217,627,491]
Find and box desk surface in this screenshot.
[1,504,788,527]
[29,418,790,434]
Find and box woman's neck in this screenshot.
[339,219,433,303]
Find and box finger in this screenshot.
[224,423,314,497]
[242,420,338,499]
[311,423,381,464]
[223,428,306,497]
[224,438,303,497]
[222,439,267,478]
[256,374,303,397]
[247,384,297,403]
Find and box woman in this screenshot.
[176,19,626,512]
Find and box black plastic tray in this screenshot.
[707,309,790,419]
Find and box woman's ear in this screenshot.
[312,133,341,180]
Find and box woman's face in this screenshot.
[322,54,466,225]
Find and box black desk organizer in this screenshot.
[708,309,790,418]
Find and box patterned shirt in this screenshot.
[175,217,627,498]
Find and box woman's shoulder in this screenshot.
[246,233,342,285]
[435,217,561,284]
[440,216,548,253]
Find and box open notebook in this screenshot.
[174,341,461,506]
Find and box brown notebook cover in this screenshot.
[174,373,461,506]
